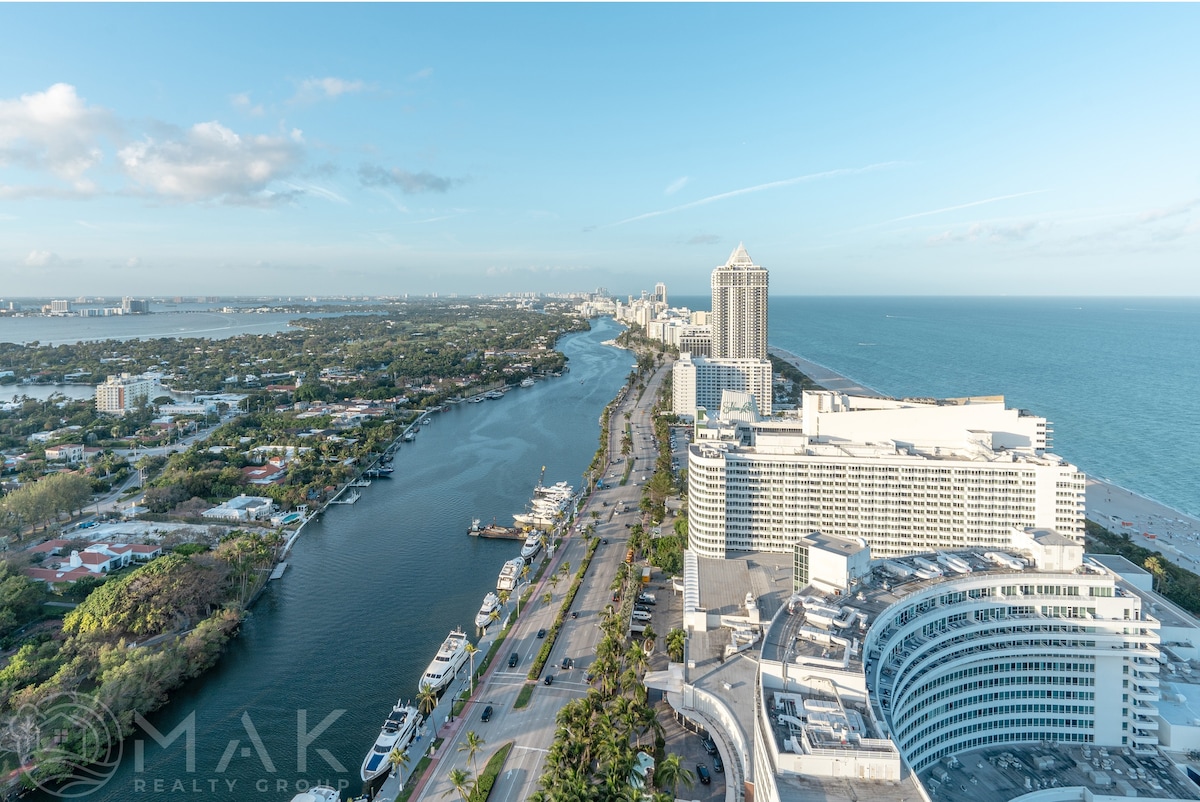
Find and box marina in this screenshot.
[53,315,634,802]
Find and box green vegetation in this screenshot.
[0,531,278,785]
[768,353,823,408]
[1085,519,1200,614]
[513,683,534,709]
[527,593,668,802]
[468,741,513,802]
[1,473,92,539]
[528,538,599,680]
[0,560,47,642]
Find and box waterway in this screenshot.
[41,316,632,802]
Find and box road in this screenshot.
[395,358,674,802]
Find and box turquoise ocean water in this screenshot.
[674,295,1200,519]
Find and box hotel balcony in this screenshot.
[1129,687,1158,703]
[1130,731,1159,747]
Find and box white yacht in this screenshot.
[289,788,339,802]
[475,591,501,628]
[419,628,470,694]
[360,701,420,782]
[496,557,525,592]
[520,377,535,388]
[520,533,542,561]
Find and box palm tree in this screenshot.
[418,682,439,717]
[464,641,479,694]
[1144,556,1168,592]
[388,746,410,780]
[666,628,686,663]
[443,767,473,802]
[654,753,694,796]
[488,608,501,627]
[542,590,553,605]
[625,643,649,675]
[459,730,486,776]
[559,560,572,578]
[499,589,511,606]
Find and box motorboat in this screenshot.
[496,557,525,592]
[419,628,470,693]
[476,592,501,628]
[360,702,420,782]
[520,533,542,561]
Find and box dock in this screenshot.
[269,562,288,580]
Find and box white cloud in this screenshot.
[664,176,688,195]
[409,68,434,81]
[230,92,265,117]
[294,77,367,103]
[118,121,304,204]
[25,249,61,267]
[0,83,114,189]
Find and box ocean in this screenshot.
[673,295,1200,519]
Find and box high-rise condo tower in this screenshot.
[710,244,768,360]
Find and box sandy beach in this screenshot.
[771,345,1200,573]
[1086,478,1200,570]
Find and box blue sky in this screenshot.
[1,3,1197,297]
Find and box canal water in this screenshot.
[48,316,631,802]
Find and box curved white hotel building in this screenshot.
[742,530,1191,802]
[688,390,1086,559]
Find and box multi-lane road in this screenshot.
[400,360,673,802]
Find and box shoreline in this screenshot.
[770,345,1200,565]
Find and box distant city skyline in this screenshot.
[2,4,1198,297]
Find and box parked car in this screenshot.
[637,593,656,605]
[713,753,724,773]
[696,764,711,785]
[702,735,718,755]
[480,705,493,722]
[508,653,520,668]
[631,610,652,622]
[634,604,653,613]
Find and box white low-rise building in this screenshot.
[202,494,276,522]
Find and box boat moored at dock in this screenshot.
[419,627,471,693]
[496,557,525,592]
[289,787,340,802]
[360,701,421,782]
[475,592,501,628]
[520,533,542,561]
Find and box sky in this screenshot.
[1,3,1198,298]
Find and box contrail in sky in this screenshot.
[884,190,1049,224]
[601,162,901,228]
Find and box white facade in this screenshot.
[202,494,276,522]
[862,550,1161,770]
[750,536,1169,797]
[95,372,163,414]
[687,391,1085,559]
[672,354,773,419]
[711,244,768,360]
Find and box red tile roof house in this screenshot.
[241,464,286,485]
[24,539,164,584]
